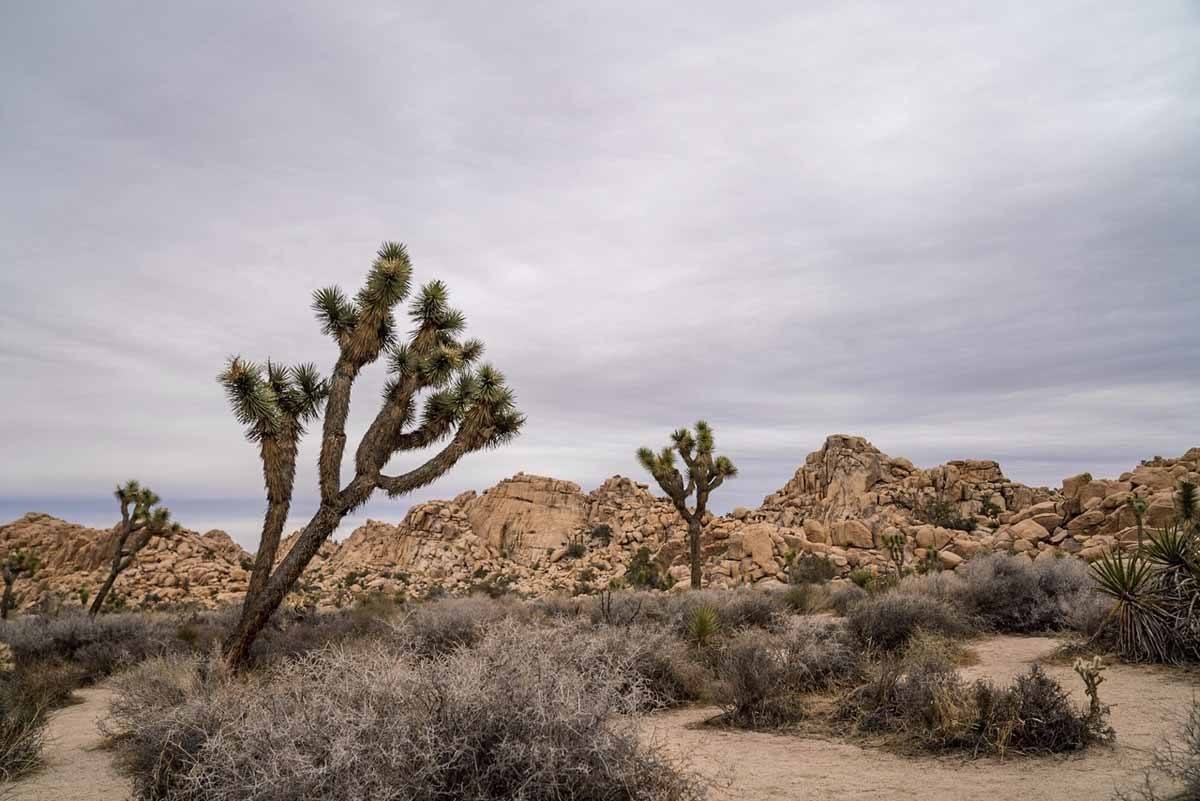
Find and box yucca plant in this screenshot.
[686,605,722,648]
[1091,551,1172,663]
[89,480,180,618]
[0,551,39,620]
[218,242,524,669]
[637,421,737,589]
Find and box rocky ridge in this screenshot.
[2,436,1197,611]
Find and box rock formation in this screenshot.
[2,437,1197,611]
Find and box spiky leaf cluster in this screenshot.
[637,420,737,513]
[2,549,39,577]
[218,359,329,443]
[114,479,180,538]
[312,242,413,364]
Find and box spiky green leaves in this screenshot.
[218,358,329,442]
[639,420,736,501]
[312,286,359,341]
[1091,551,1172,663]
[357,242,412,315]
[113,480,178,536]
[2,549,39,577]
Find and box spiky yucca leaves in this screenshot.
[0,550,40,620]
[218,359,329,605]
[221,241,524,669]
[637,420,737,589]
[1091,551,1173,663]
[88,481,180,619]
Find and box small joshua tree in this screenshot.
[218,241,523,668]
[89,480,179,618]
[1,550,39,620]
[637,421,736,589]
[881,530,907,578]
[1128,495,1148,548]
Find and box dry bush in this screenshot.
[1117,697,1200,800]
[840,638,1109,755]
[830,583,868,615]
[0,669,51,783]
[715,618,862,728]
[952,553,1096,633]
[845,593,973,652]
[400,596,525,656]
[106,622,704,801]
[783,583,831,614]
[667,589,786,639]
[0,612,187,682]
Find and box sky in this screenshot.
[2,1,1198,549]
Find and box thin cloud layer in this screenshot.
[2,1,1197,547]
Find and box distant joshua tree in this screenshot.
[1,550,40,620]
[90,480,179,618]
[218,242,523,669]
[637,421,736,589]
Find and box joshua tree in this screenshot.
[1177,480,1198,527]
[1,550,39,620]
[218,242,523,668]
[1128,495,1148,548]
[90,480,179,618]
[637,421,736,589]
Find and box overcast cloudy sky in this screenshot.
[2,1,1198,547]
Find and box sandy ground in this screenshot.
[646,635,1197,801]
[6,687,128,801]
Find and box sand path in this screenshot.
[6,687,128,801]
[646,635,1196,801]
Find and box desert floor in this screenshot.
[8,634,1196,801]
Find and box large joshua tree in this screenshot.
[218,242,523,668]
[89,480,179,618]
[637,421,736,589]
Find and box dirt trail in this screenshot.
[647,635,1196,801]
[7,687,129,801]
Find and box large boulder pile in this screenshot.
[0,512,250,611]
[3,438,1198,610]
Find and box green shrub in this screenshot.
[787,553,837,585]
[626,547,667,589]
[830,583,868,615]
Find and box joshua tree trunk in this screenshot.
[687,517,703,590]
[1,568,14,620]
[88,571,119,617]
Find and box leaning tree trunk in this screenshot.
[88,570,119,619]
[222,505,344,668]
[1,574,13,620]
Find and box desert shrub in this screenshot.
[626,547,668,589]
[401,596,521,656]
[841,641,1108,755]
[830,583,868,615]
[920,499,976,532]
[716,619,862,728]
[536,622,709,708]
[783,582,830,614]
[845,592,972,652]
[0,611,186,682]
[848,568,875,590]
[106,625,704,801]
[953,553,1095,633]
[1117,698,1200,800]
[787,553,837,585]
[590,524,613,546]
[0,666,53,782]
